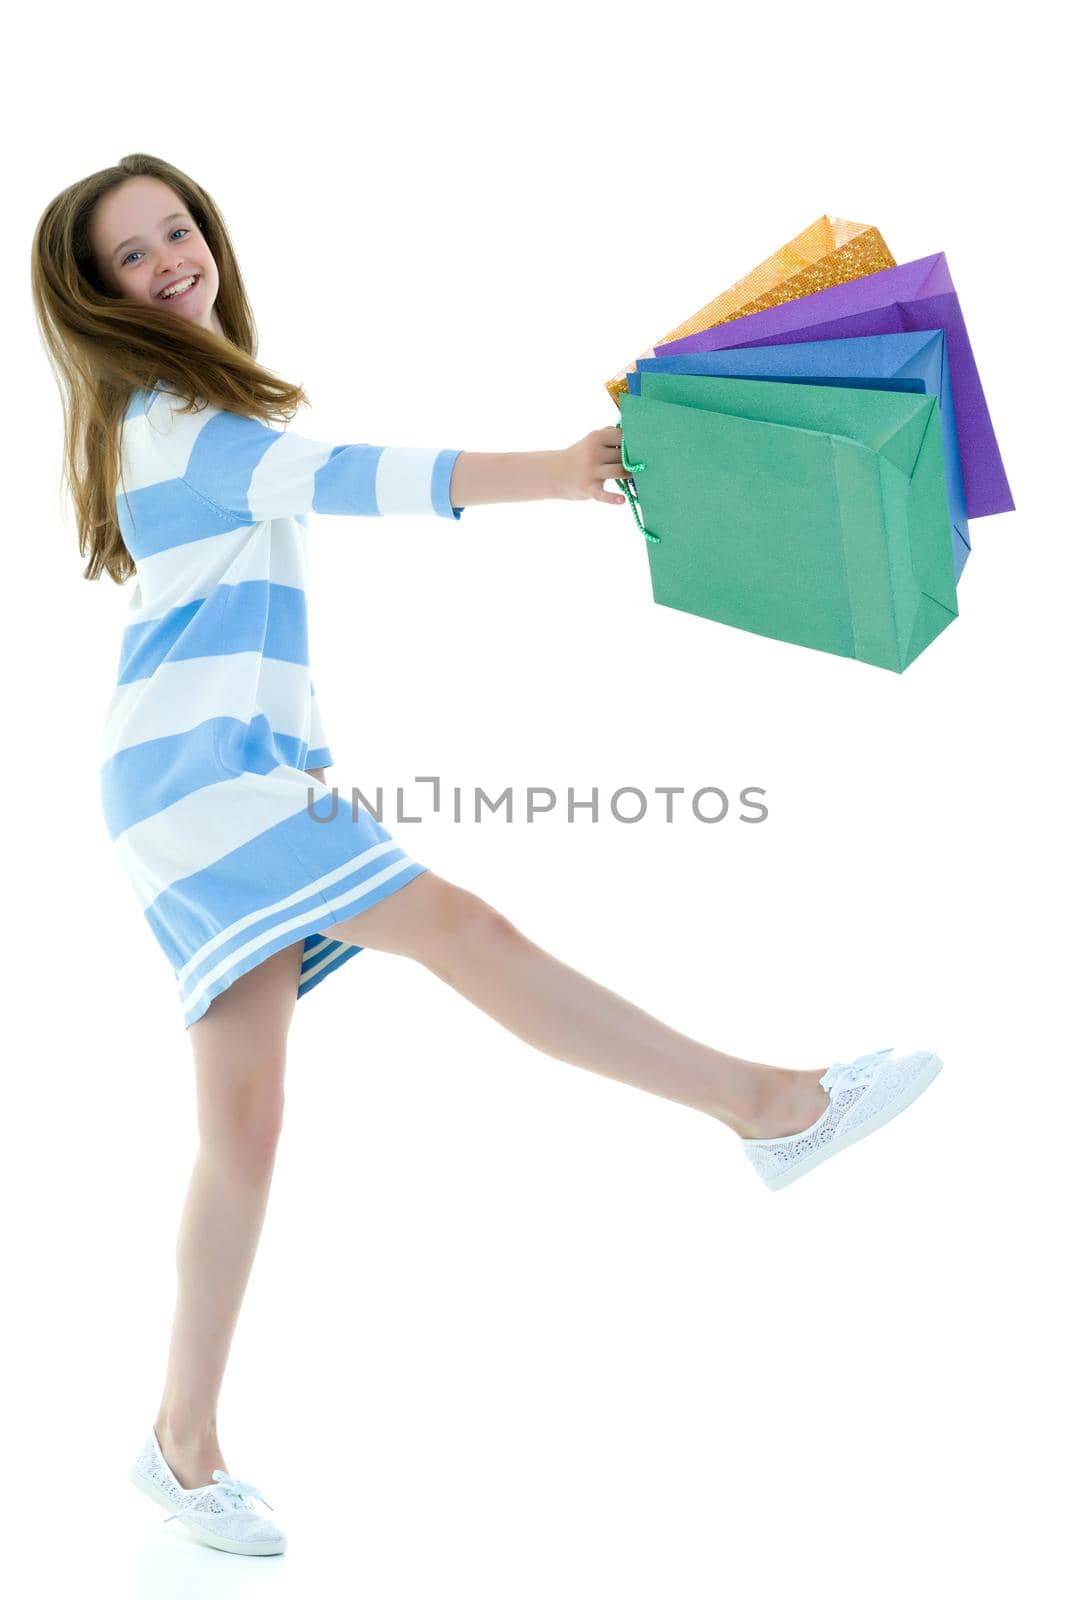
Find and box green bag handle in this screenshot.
[614,420,660,543]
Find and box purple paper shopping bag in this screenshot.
[657,253,1013,519]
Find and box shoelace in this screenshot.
[819,1046,894,1095]
[163,1469,274,1522]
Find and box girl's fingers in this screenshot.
[581,430,629,501]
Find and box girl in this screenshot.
[31,152,942,1558]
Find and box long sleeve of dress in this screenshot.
[173,407,464,524]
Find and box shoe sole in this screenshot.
[127,1463,287,1556]
[758,1051,943,1191]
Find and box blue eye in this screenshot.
[121,227,191,268]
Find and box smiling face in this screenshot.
[90,174,224,337]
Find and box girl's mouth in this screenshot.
[157,273,200,302]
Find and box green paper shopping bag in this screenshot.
[617,373,958,672]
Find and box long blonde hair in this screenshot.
[30,151,310,584]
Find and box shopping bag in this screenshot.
[617,372,957,672]
[604,215,896,407]
[630,330,970,579]
[656,252,1012,519]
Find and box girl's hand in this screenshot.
[556,426,633,505]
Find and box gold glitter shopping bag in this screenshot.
[605,215,896,407]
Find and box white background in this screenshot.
[3,2,1062,1594]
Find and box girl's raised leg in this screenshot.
[325,870,831,1140]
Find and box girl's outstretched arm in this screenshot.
[450,425,631,508]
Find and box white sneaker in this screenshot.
[127,1427,287,1555]
[741,1047,943,1191]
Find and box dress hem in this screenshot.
[182,858,430,1029]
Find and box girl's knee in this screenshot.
[192,1035,288,1164]
[200,1087,286,1173]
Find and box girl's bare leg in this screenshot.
[326,870,832,1140]
[151,931,304,1490]
[150,766,332,1491]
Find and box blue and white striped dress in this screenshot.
[100,380,464,1028]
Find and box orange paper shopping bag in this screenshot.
[605,215,897,407]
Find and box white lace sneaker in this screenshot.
[741,1047,943,1190]
[127,1427,287,1555]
